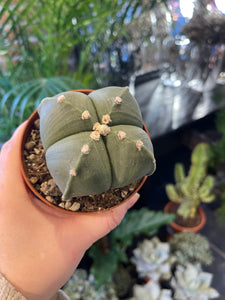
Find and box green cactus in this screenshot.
[38,86,156,200]
[165,143,215,219]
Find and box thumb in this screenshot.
[51,193,141,255]
[104,192,140,232]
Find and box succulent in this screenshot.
[130,281,172,300]
[63,269,118,300]
[88,208,175,287]
[131,237,175,281]
[165,143,215,219]
[171,263,219,300]
[38,86,156,200]
[169,231,213,266]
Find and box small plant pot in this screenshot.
[143,276,152,283]
[19,89,150,214]
[164,201,206,233]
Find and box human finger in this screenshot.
[0,122,27,172]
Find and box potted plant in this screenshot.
[164,143,215,232]
[63,269,119,300]
[169,231,213,267]
[130,280,172,300]
[88,208,175,288]
[171,263,219,299]
[131,237,176,282]
[20,86,156,213]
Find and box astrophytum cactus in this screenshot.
[38,86,156,200]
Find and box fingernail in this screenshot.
[127,193,140,209]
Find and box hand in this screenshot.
[0,122,140,300]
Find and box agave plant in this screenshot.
[171,264,219,300]
[132,237,175,281]
[130,281,172,300]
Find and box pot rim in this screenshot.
[164,201,206,232]
[19,89,150,214]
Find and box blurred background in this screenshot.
[1,0,225,142]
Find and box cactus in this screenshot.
[165,143,215,219]
[38,86,156,200]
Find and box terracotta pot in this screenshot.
[164,201,206,233]
[143,276,151,283]
[19,89,150,214]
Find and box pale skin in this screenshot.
[0,122,140,300]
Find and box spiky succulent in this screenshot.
[38,86,156,200]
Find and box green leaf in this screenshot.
[89,243,120,287]
[15,84,43,120]
[88,207,175,287]
[112,208,175,248]
[10,81,40,119]
[1,76,84,120]
[0,0,36,38]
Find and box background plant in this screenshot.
[210,106,225,167]
[0,0,169,143]
[171,264,219,300]
[131,237,175,281]
[88,208,175,287]
[63,269,119,300]
[165,143,215,219]
[169,231,213,266]
[209,106,225,221]
[130,280,172,300]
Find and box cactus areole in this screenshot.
[38,86,156,200]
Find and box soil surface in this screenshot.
[168,203,202,227]
[23,118,141,212]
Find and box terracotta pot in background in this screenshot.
[164,201,206,233]
[19,89,150,214]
